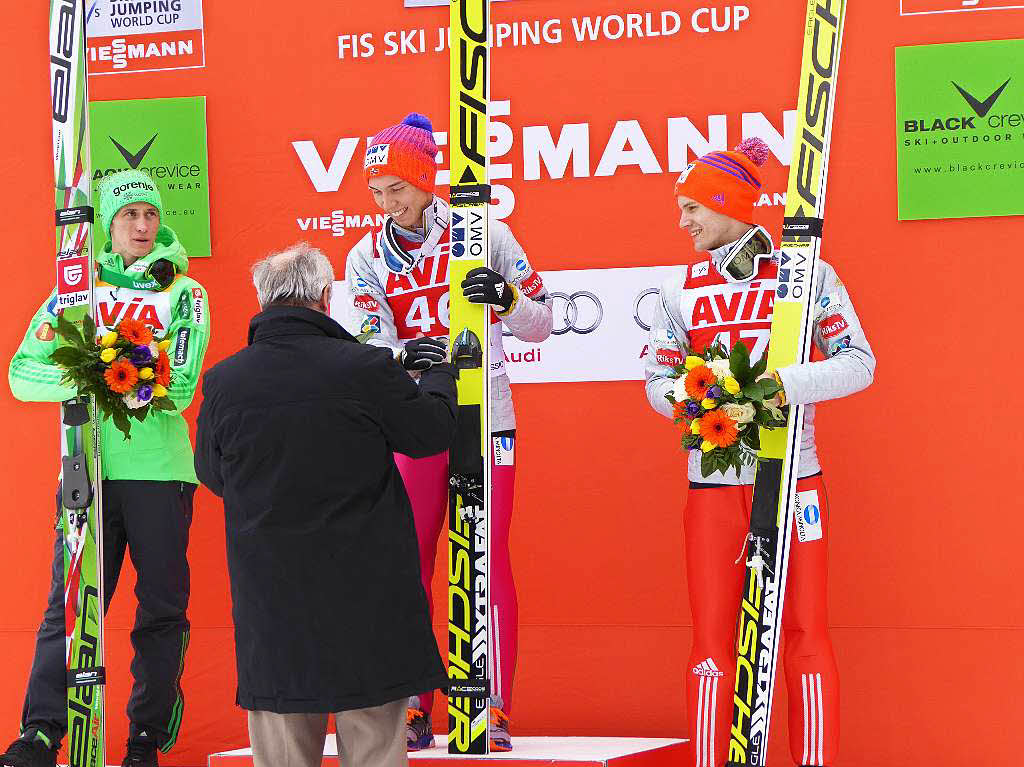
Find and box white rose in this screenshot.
[721,402,756,424]
[707,358,732,381]
[672,377,688,402]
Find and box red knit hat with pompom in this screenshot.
[364,113,438,194]
[673,138,771,224]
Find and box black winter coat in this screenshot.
[195,306,456,713]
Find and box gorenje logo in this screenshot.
[110,133,158,169]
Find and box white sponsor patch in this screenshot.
[690,261,710,279]
[492,435,515,466]
[364,143,390,169]
[794,489,823,543]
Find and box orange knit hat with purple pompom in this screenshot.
[363,113,438,194]
[673,138,771,225]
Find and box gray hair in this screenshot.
[251,242,335,308]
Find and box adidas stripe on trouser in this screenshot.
[683,474,839,767]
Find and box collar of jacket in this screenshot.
[248,306,357,345]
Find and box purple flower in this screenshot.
[707,385,722,399]
[685,401,701,417]
[136,384,153,403]
[130,345,153,366]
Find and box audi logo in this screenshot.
[633,288,660,332]
[500,286,661,336]
[550,291,603,335]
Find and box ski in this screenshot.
[50,2,106,766]
[727,1,848,765]
[447,0,491,755]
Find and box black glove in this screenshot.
[401,337,448,371]
[460,267,514,312]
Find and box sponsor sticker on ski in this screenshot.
[57,255,91,308]
[492,435,515,466]
[794,489,823,543]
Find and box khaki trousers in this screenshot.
[248,698,408,767]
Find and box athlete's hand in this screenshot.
[757,371,786,408]
[460,267,515,312]
[401,337,448,371]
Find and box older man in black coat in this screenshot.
[195,243,456,767]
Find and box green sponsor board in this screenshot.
[895,39,1024,221]
[90,96,212,257]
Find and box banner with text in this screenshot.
[86,0,205,74]
[895,38,1024,220]
[90,96,212,258]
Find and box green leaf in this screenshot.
[112,410,132,440]
[54,313,85,348]
[700,450,716,478]
[82,313,97,346]
[50,347,86,368]
[729,341,752,383]
[151,397,177,412]
[750,356,767,379]
[127,406,145,421]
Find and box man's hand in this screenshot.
[401,337,448,371]
[460,267,515,312]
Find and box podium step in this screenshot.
[208,735,687,766]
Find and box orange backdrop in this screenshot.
[1,2,1021,766]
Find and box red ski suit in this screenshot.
[645,245,875,767]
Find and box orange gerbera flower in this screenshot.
[104,359,139,394]
[672,401,689,422]
[684,365,716,401]
[118,318,153,346]
[699,409,739,448]
[154,351,171,387]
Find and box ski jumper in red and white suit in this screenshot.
[345,196,552,716]
[645,242,875,767]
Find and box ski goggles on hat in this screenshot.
[377,198,450,275]
[717,225,775,284]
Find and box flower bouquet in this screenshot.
[666,341,787,478]
[49,314,176,440]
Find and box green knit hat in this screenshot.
[97,170,163,237]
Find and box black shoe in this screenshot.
[0,735,58,767]
[121,735,159,767]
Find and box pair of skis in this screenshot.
[727,1,848,765]
[446,0,494,756]
[50,1,107,766]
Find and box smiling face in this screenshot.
[367,175,432,230]
[676,194,749,252]
[109,203,160,265]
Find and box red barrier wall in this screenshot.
[0,3,1021,765]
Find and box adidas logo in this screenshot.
[692,657,725,678]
